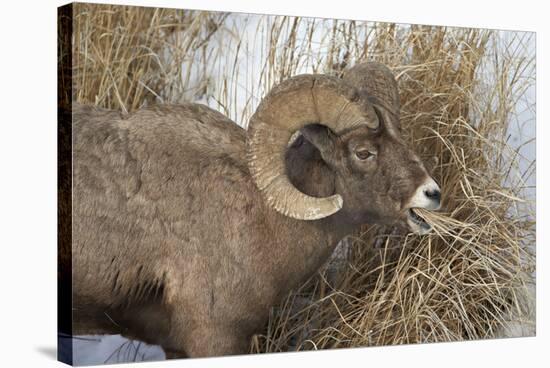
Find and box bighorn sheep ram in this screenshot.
[64,62,441,358]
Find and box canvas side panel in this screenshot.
[58,2,74,366]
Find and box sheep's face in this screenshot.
[298,119,441,234]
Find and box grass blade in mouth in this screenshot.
[410,208,427,223]
[412,207,475,235]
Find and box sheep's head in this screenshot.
[247,62,440,234]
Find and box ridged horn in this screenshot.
[246,74,379,220]
[343,62,401,129]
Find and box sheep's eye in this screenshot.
[355,149,373,160]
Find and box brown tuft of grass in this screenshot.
[71,4,535,357]
[72,3,227,113]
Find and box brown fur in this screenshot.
[66,87,434,357]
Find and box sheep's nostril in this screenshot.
[424,189,441,202]
[408,178,441,210]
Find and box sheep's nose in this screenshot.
[424,188,441,203]
[407,177,441,210]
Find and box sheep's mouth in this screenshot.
[406,208,432,235]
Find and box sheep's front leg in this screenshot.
[166,319,252,358]
[162,265,259,358]
[187,325,251,357]
[162,347,188,360]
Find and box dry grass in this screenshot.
[71,3,227,113]
[70,3,535,357]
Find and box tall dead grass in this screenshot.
[70,3,535,357]
[71,3,227,113]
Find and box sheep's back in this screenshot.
[71,103,264,311]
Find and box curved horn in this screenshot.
[247,74,379,220]
[343,62,401,129]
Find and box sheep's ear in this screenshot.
[301,124,338,166]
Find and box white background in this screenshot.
[0,0,545,367]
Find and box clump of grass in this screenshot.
[72,4,535,357]
[72,3,227,113]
